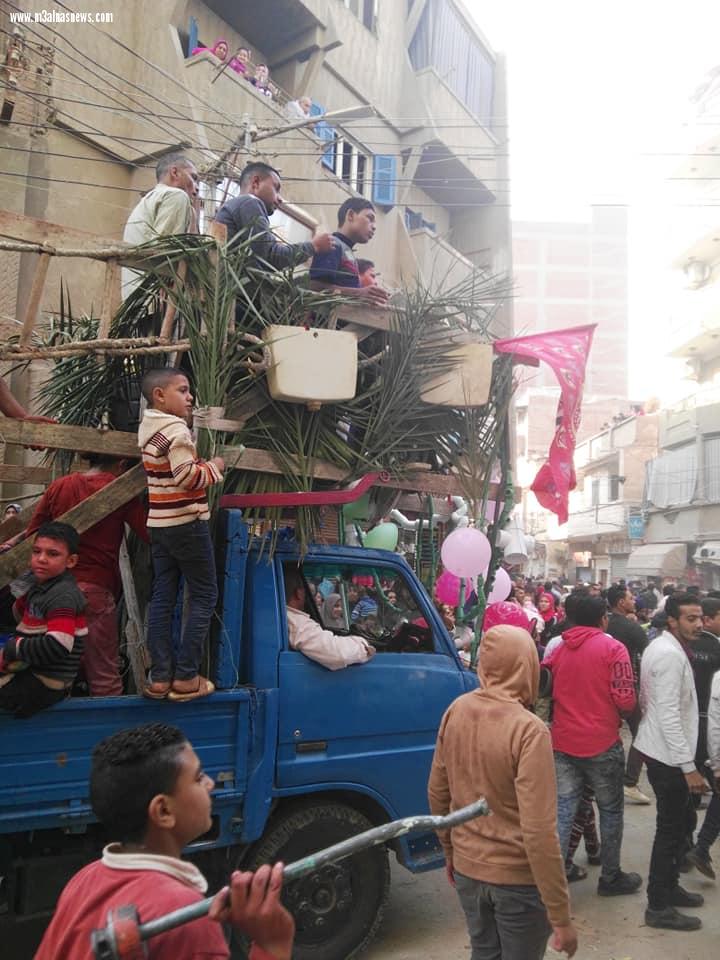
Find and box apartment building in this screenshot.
[1,0,512,338]
[512,208,634,578]
[634,64,720,589]
[566,413,658,585]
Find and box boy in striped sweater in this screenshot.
[138,368,224,702]
[0,521,87,718]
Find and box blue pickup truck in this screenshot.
[0,508,477,959]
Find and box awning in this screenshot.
[694,542,720,566]
[625,542,687,578]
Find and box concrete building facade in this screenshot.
[0,0,512,338]
[628,64,720,589]
[511,208,635,579]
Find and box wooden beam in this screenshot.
[97,258,120,340]
[0,209,114,249]
[0,463,53,485]
[0,464,146,588]
[19,252,51,347]
[0,417,139,457]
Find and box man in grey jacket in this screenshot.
[635,594,707,931]
[215,161,333,267]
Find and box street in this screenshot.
[364,782,719,960]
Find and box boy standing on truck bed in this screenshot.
[35,722,295,960]
[428,624,578,959]
[139,368,224,702]
[0,521,87,718]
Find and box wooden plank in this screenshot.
[159,259,187,340]
[97,258,119,340]
[0,209,114,249]
[220,445,346,482]
[0,464,146,588]
[119,538,149,692]
[19,252,51,347]
[0,463,53,485]
[331,302,394,332]
[0,417,139,457]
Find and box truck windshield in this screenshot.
[300,562,435,653]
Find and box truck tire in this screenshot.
[243,802,390,960]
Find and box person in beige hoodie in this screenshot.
[428,624,577,959]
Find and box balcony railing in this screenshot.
[567,503,633,540]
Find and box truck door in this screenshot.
[276,558,468,821]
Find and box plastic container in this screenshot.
[263,326,358,405]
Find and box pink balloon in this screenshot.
[435,571,461,606]
[441,527,492,579]
[488,567,512,604]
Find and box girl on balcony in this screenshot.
[191,38,229,62]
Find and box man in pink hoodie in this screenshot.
[544,595,642,897]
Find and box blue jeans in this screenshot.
[454,872,551,960]
[147,520,218,681]
[555,741,625,881]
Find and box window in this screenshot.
[609,475,621,502]
[296,561,437,654]
[342,0,378,31]
[409,0,495,128]
[591,479,600,507]
[320,132,371,196]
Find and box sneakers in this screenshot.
[686,846,716,880]
[597,870,643,897]
[669,885,704,908]
[624,784,652,805]
[645,906,702,931]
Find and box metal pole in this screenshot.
[100,798,489,951]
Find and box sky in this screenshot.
[465,0,720,403]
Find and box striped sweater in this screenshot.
[4,571,87,687]
[138,409,223,528]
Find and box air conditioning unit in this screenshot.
[693,541,720,564]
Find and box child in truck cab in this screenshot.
[0,521,87,718]
[35,722,295,960]
[139,368,224,703]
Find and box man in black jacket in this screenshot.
[606,585,651,804]
[687,597,720,878]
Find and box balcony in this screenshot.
[667,281,720,363]
[409,70,499,193]
[203,0,333,64]
[406,226,477,290]
[567,503,630,540]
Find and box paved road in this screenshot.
[363,783,719,960]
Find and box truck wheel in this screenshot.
[243,802,390,960]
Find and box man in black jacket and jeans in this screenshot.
[687,597,720,877]
[606,585,651,804]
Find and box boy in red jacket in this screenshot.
[35,723,294,960]
[544,594,642,897]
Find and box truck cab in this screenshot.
[0,508,478,958]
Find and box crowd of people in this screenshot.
[191,38,275,98]
[429,572,720,957]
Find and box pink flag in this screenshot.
[494,324,596,524]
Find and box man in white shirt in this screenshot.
[122,153,200,299]
[284,567,375,671]
[635,594,707,931]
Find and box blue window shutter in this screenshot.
[372,154,396,206]
[315,120,337,171]
[188,16,198,55]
